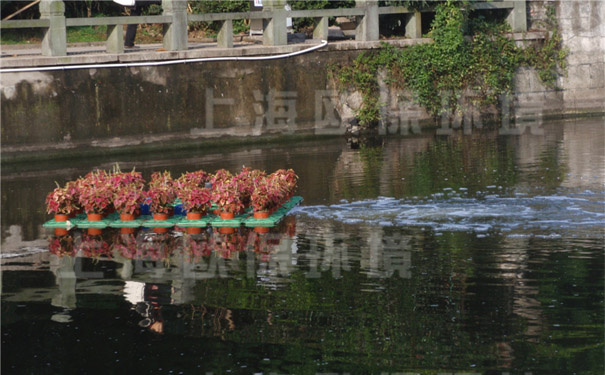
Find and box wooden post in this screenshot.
[355,0,379,41]
[162,0,188,51]
[40,0,66,56]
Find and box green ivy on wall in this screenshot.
[329,0,568,125]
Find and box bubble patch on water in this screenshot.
[293,192,605,235]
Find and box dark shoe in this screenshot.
[124,45,139,49]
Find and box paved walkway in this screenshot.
[0,37,429,70]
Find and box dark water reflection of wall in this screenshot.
[2,118,602,243]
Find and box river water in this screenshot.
[2,118,604,374]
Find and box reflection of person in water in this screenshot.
[135,283,172,334]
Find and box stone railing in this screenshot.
[0,0,526,56]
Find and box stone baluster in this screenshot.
[356,0,379,41]
[263,0,287,46]
[162,0,188,51]
[507,0,527,32]
[40,0,66,56]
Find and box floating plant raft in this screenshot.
[43,196,303,230]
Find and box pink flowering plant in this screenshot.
[178,187,212,214]
[78,183,113,214]
[270,169,299,197]
[147,171,176,215]
[45,184,80,215]
[113,185,145,215]
[210,169,233,185]
[250,177,282,212]
[111,170,145,189]
[211,179,244,214]
[176,170,208,190]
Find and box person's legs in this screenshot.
[124,5,141,47]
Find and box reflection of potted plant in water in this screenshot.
[139,232,178,262]
[46,184,80,222]
[111,232,139,259]
[78,232,112,259]
[212,179,244,219]
[183,232,212,261]
[113,185,145,221]
[49,234,75,257]
[211,228,245,258]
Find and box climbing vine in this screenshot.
[329,0,568,125]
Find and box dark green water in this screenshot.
[2,119,604,374]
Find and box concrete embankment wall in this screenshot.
[1,1,603,161]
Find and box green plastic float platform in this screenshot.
[43,196,303,230]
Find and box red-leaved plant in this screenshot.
[178,187,212,214]
[78,184,113,215]
[146,171,176,215]
[176,170,208,190]
[211,179,244,214]
[113,185,145,215]
[210,169,233,185]
[251,176,286,212]
[45,184,79,215]
[111,169,145,189]
[270,169,299,199]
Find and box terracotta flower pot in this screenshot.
[153,227,168,234]
[253,211,270,219]
[153,213,169,221]
[187,212,203,220]
[220,212,235,220]
[54,214,69,222]
[120,213,135,221]
[254,226,269,233]
[87,213,103,221]
[121,228,135,234]
[55,228,68,236]
[88,228,102,235]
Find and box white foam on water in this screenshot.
[296,192,605,234]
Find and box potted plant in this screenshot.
[250,178,276,218]
[176,170,209,190]
[233,167,260,208]
[111,169,145,189]
[78,182,113,221]
[211,179,244,219]
[147,171,176,220]
[45,184,80,221]
[113,185,145,221]
[210,169,232,185]
[178,186,212,220]
[270,169,298,201]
